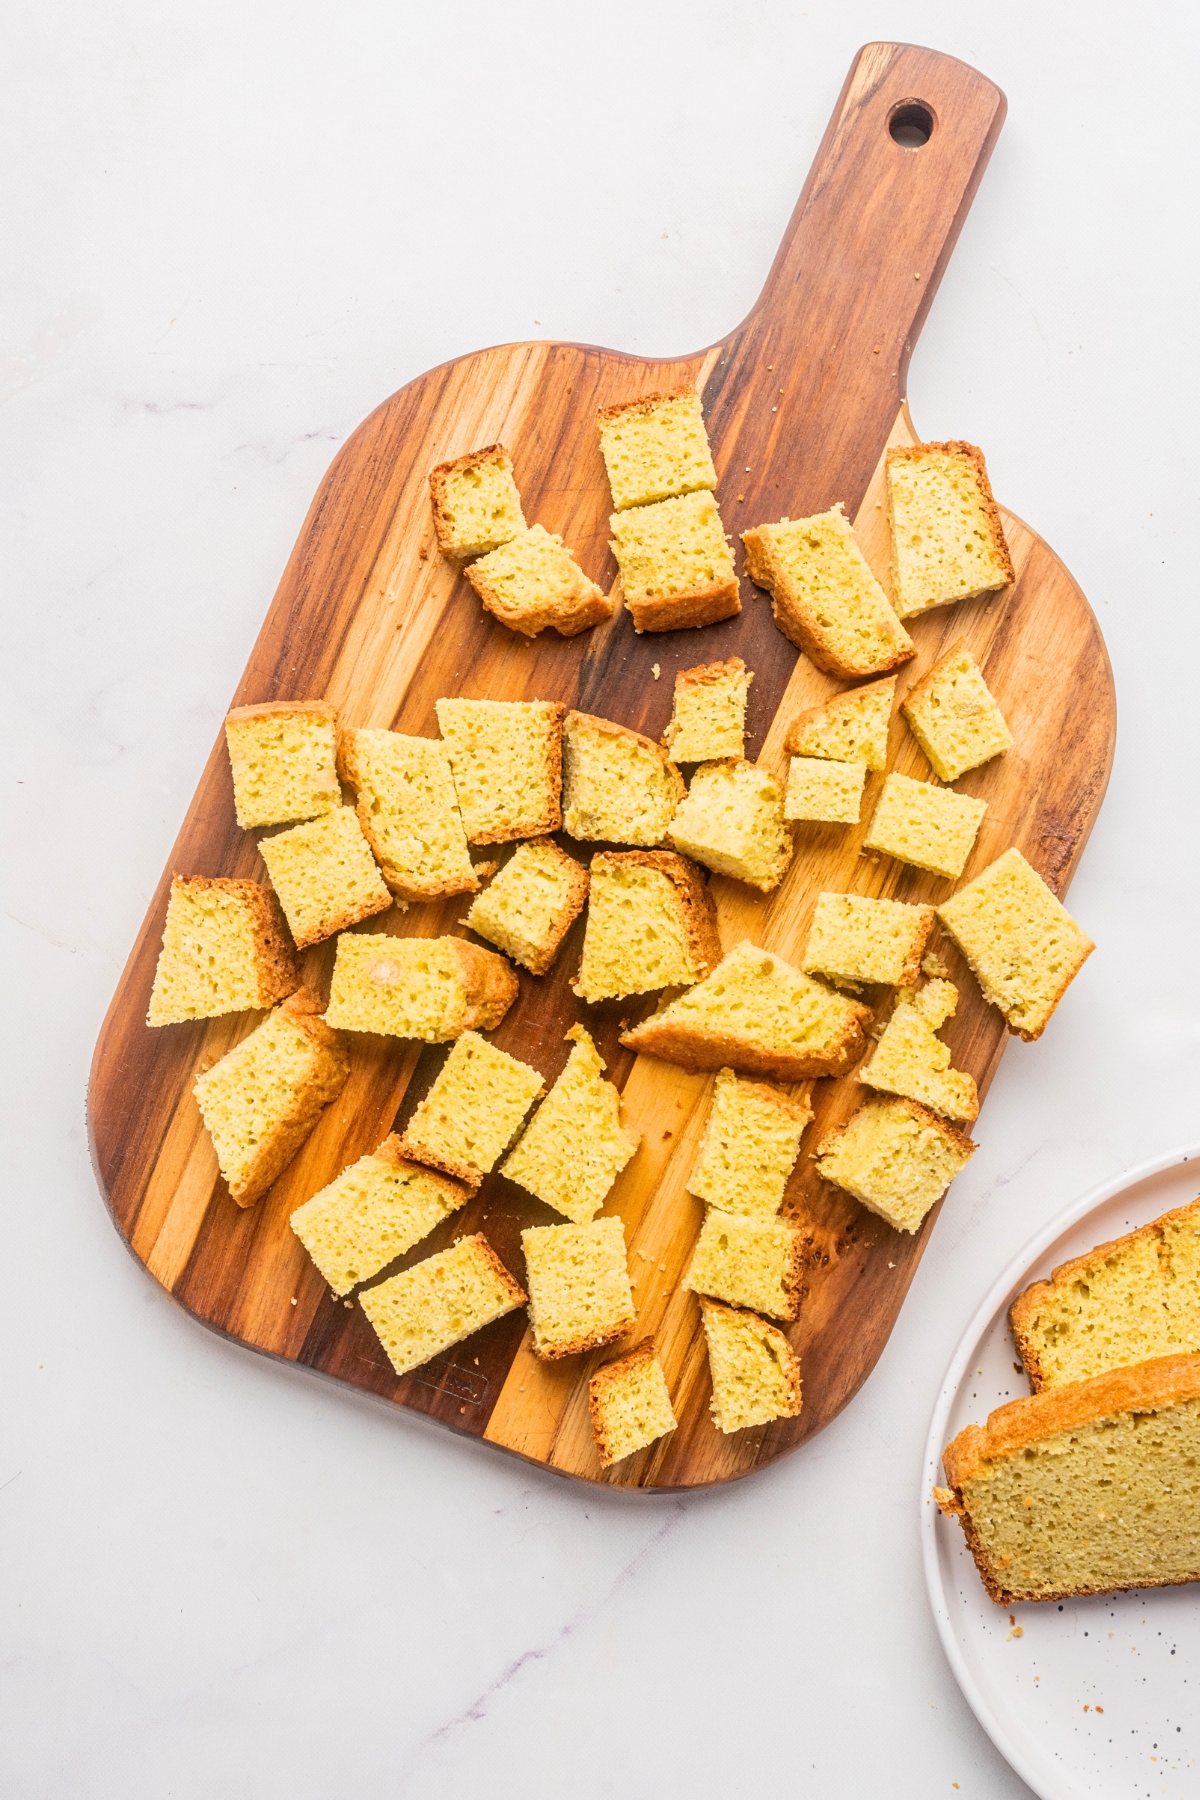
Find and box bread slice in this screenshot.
[1009,1198,1200,1391]
[465,838,588,975]
[859,980,979,1121]
[683,1209,803,1321]
[863,771,987,882]
[325,934,518,1041]
[435,697,564,844]
[359,1233,526,1377]
[428,444,526,560]
[395,1030,544,1185]
[147,876,298,1025]
[901,639,1013,782]
[224,699,341,829]
[465,523,612,638]
[621,940,871,1081]
[609,490,740,633]
[937,847,1094,1041]
[589,1340,678,1467]
[562,710,685,845]
[258,807,393,948]
[337,728,477,902]
[574,849,721,1004]
[784,758,866,824]
[784,676,895,770]
[801,891,935,989]
[741,506,914,678]
[501,1026,639,1222]
[667,759,792,893]
[597,387,717,512]
[887,441,1014,619]
[290,1135,469,1295]
[661,657,752,763]
[935,1354,1200,1604]
[522,1217,636,1359]
[192,988,349,1206]
[686,1067,811,1220]
[815,1095,975,1233]
[700,1297,802,1433]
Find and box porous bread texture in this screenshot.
[621,940,871,1082]
[465,839,588,975]
[522,1217,636,1359]
[936,1354,1200,1604]
[258,807,392,948]
[435,697,564,844]
[860,980,979,1122]
[289,1135,468,1296]
[192,988,349,1206]
[395,1030,544,1186]
[863,771,987,882]
[1009,1198,1200,1391]
[465,524,612,638]
[597,387,717,512]
[815,1095,975,1234]
[701,1298,802,1433]
[785,676,895,770]
[502,1026,639,1223]
[901,639,1013,782]
[325,934,517,1041]
[337,728,477,902]
[589,1340,678,1467]
[359,1234,526,1378]
[662,658,752,763]
[783,758,866,825]
[801,891,935,989]
[561,710,684,845]
[224,699,341,830]
[887,441,1014,619]
[686,1067,811,1220]
[667,758,792,893]
[683,1209,803,1321]
[147,877,298,1025]
[428,445,526,561]
[609,490,740,633]
[574,850,721,1004]
[741,506,914,679]
[937,847,1094,1041]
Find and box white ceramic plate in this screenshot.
[922,1146,1200,1800]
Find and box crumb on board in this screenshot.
[290,1297,297,1305]
[662,1129,672,1140]
[652,663,661,679]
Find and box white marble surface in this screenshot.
[4,4,1199,1794]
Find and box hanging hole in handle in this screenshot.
[889,101,935,149]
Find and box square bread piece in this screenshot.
[428,444,526,561]
[337,729,477,902]
[741,506,914,679]
[289,1135,469,1296]
[815,1095,975,1233]
[802,891,935,989]
[701,1297,802,1434]
[396,1030,544,1186]
[258,807,393,948]
[562,710,685,845]
[783,757,866,825]
[359,1234,526,1378]
[863,771,987,882]
[501,1026,639,1223]
[465,839,588,976]
[224,699,341,830]
[597,387,717,512]
[522,1217,636,1359]
[574,849,721,1004]
[147,876,298,1025]
[668,758,792,893]
[192,988,350,1207]
[435,697,564,844]
[326,934,517,1040]
[589,1340,678,1468]
[661,657,752,763]
[886,441,1014,618]
[901,640,1014,782]
[785,676,895,770]
[686,1067,812,1220]
[860,979,979,1122]
[609,489,740,633]
[465,524,613,639]
[683,1209,803,1322]
[936,846,1094,1041]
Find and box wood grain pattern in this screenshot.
[89,44,1115,1489]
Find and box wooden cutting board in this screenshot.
[89,43,1115,1490]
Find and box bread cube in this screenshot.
[609,490,739,633]
[686,1068,811,1220]
[863,771,987,881]
[859,979,978,1121]
[396,1030,544,1185]
[815,1095,975,1233]
[783,756,866,824]
[701,1297,802,1433]
[258,807,393,947]
[574,849,721,1004]
[742,506,913,679]
[290,1136,469,1295]
[562,710,684,845]
[901,639,1014,781]
[589,1341,677,1467]
[522,1217,636,1359]
[338,728,477,902]
[661,657,752,763]
[465,524,612,638]
[785,675,894,769]
[683,1209,803,1321]
[147,876,298,1025]
[465,838,588,976]
[435,696,564,843]
[886,441,1013,618]
[359,1234,526,1377]
[801,891,935,988]
[429,444,526,560]
[325,934,518,1040]
[224,699,340,829]
[668,758,792,892]
[501,1026,639,1223]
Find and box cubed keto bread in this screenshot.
[258,807,393,948]
[784,676,895,770]
[325,934,518,1040]
[863,771,987,882]
[683,1209,803,1321]
[609,489,740,633]
[783,758,867,825]
[465,523,612,638]
[686,1067,811,1220]
[886,441,1014,619]
[859,979,979,1121]
[621,940,871,1081]
[502,1026,639,1222]
[337,728,477,903]
[667,758,792,893]
[589,1340,678,1467]
[801,891,935,989]
[900,639,1013,782]
[741,506,914,679]
[147,877,298,1025]
[701,1297,802,1433]
[192,988,350,1206]
[522,1216,636,1359]
[936,847,1094,1041]
[597,387,717,512]
[428,444,526,561]
[562,710,685,845]
[662,658,752,763]
[1009,1198,1200,1392]
[224,699,341,829]
[435,697,564,843]
[815,1095,975,1234]
[465,838,588,975]
[395,1030,544,1185]
[289,1135,469,1296]
[574,849,721,1004]
[359,1233,526,1377]
[934,1353,1200,1604]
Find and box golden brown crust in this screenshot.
[700,1298,803,1419]
[464,550,614,640]
[531,1316,634,1362]
[427,444,513,559]
[459,1232,528,1308]
[390,1139,483,1189]
[225,698,337,729]
[337,730,480,903]
[886,441,1015,591]
[503,838,590,977]
[819,1093,975,1169]
[898,635,972,719]
[741,526,914,679]
[627,579,741,635]
[596,386,699,425]
[784,675,896,756]
[169,875,300,1007]
[579,849,722,988]
[222,987,350,1207]
[672,655,747,694]
[286,884,392,951]
[620,1002,869,1083]
[368,1133,472,1206]
[588,1338,659,1465]
[447,940,520,1033]
[724,1074,813,1128]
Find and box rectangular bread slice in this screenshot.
[901,639,1013,782]
[359,1234,526,1377]
[686,1067,811,1220]
[289,1135,469,1295]
[589,1340,678,1467]
[661,657,752,763]
[465,838,588,976]
[325,934,518,1040]
[887,441,1014,618]
[435,697,564,843]
[258,807,393,948]
[668,758,792,893]
[802,891,935,989]
[501,1026,639,1223]
[701,1297,802,1433]
[338,728,477,902]
[562,710,684,845]
[597,387,717,511]
[683,1209,804,1322]
[522,1217,636,1359]
[395,1030,544,1185]
[783,757,866,825]
[148,876,298,1025]
[859,979,979,1122]
[428,444,526,560]
[784,676,895,769]
[863,771,987,882]
[465,523,613,638]
[814,1095,975,1233]
[574,849,721,1004]
[224,699,341,829]
[609,489,740,633]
